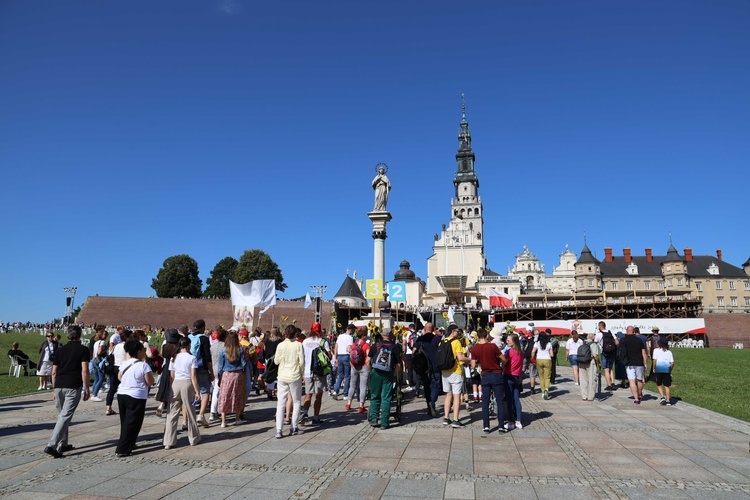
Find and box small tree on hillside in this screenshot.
[204,256,239,298]
[151,254,203,298]
[233,249,287,292]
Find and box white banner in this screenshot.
[230,280,277,328]
[500,318,706,336]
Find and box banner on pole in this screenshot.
[230,280,277,329]
[364,279,383,299]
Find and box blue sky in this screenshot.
[2,0,749,323]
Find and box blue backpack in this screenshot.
[189,333,205,369]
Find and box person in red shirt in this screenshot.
[503,333,525,430]
[470,330,507,433]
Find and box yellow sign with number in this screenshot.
[364,279,383,299]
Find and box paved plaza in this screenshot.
[1,366,748,499]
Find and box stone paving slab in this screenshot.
[1,366,749,499]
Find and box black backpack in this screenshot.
[523,337,534,361]
[412,342,430,374]
[435,338,457,371]
[601,332,617,356]
[616,342,630,366]
[577,341,593,364]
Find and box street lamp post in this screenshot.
[63,287,78,325]
[310,285,327,324]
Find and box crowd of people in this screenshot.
[34,317,675,459]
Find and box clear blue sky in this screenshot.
[2,1,749,323]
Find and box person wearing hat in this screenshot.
[367,328,402,429]
[301,322,331,425]
[652,337,674,405]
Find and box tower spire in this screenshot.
[461,93,466,122]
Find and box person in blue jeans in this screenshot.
[470,330,508,433]
[414,323,441,418]
[332,325,355,400]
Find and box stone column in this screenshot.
[367,211,392,286]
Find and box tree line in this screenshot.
[150,249,286,299]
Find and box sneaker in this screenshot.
[155,407,163,417]
[370,420,379,428]
[291,427,304,436]
[311,417,321,425]
[275,430,283,439]
[443,417,452,426]
[451,420,464,428]
[515,421,523,429]
[208,413,217,422]
[482,427,491,433]
[666,401,672,406]
[345,403,351,411]
[358,407,366,414]
[331,393,340,401]
[498,426,509,433]
[198,416,209,428]
[58,444,74,453]
[37,386,44,391]
[543,390,549,400]
[504,422,515,431]
[660,399,667,406]
[181,422,188,431]
[89,396,102,402]
[574,382,580,386]
[402,386,413,393]
[220,423,227,428]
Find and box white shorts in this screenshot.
[441,372,463,394]
[626,366,645,381]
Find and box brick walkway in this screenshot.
[0,366,748,499]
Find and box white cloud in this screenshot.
[218,0,242,15]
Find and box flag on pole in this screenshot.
[489,288,513,308]
[304,292,312,309]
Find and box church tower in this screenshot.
[424,95,488,306]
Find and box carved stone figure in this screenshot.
[372,164,391,212]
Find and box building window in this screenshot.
[696,282,702,292]
[666,265,672,272]
[667,279,673,287]
[745,281,750,290]
[658,281,665,289]
[729,281,735,290]
[746,297,750,307]
[612,282,618,291]
[588,279,594,287]
[644,281,651,290]
[626,282,633,290]
[716,281,722,290]
[579,280,584,288]
[731,297,737,307]
[718,297,725,307]
[678,279,683,286]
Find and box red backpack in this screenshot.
[350,341,365,368]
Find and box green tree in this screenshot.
[203,256,239,298]
[233,249,287,292]
[151,254,203,298]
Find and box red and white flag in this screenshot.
[489,289,513,308]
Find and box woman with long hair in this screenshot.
[90,329,108,402]
[115,339,155,457]
[263,327,282,400]
[163,337,201,449]
[503,333,524,429]
[218,331,247,427]
[532,331,554,400]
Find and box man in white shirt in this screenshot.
[301,322,330,425]
[332,325,354,401]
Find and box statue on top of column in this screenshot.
[372,163,391,212]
